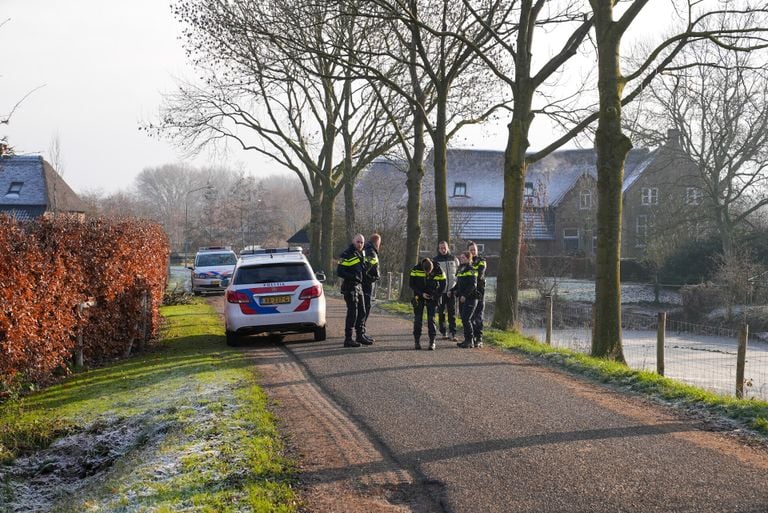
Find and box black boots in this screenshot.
[414,338,422,350]
[428,338,436,351]
[359,333,375,345]
[457,339,471,348]
[344,338,361,347]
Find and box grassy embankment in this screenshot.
[0,300,298,512]
[378,300,768,436]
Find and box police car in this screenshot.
[189,246,238,295]
[223,247,326,345]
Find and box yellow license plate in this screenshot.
[211,280,220,287]
[261,295,291,305]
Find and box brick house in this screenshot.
[0,155,88,220]
[367,130,704,262]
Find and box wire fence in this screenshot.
[519,298,768,400]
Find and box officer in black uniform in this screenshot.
[409,258,446,350]
[337,234,372,347]
[449,251,479,348]
[360,233,381,343]
[467,240,487,348]
[433,240,459,340]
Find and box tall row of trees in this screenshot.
[154,0,767,360]
[83,164,308,255]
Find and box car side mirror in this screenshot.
[221,277,231,287]
[315,271,326,282]
[187,266,194,270]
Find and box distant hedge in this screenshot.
[0,215,169,391]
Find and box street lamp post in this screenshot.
[184,184,214,267]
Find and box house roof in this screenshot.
[0,155,87,217]
[436,147,652,208]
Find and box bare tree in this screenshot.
[152,0,399,275]
[589,0,768,360]
[627,38,768,255]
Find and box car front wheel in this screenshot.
[313,325,326,342]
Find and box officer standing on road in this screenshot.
[337,234,372,348]
[449,251,479,348]
[409,258,446,350]
[360,233,381,344]
[433,241,459,341]
[467,241,487,348]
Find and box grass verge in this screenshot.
[378,300,768,436]
[0,299,299,512]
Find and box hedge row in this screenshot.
[0,215,169,389]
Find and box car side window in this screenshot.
[235,263,312,285]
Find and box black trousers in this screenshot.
[437,293,457,335]
[412,298,438,341]
[343,284,366,339]
[361,281,374,331]
[471,293,485,341]
[460,296,478,344]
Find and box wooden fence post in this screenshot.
[656,312,666,376]
[75,299,97,368]
[736,324,749,399]
[387,272,393,301]
[545,296,553,345]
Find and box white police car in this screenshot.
[223,247,326,345]
[189,246,237,295]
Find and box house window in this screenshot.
[5,181,23,197]
[563,228,579,253]
[580,189,592,209]
[685,187,702,205]
[641,187,659,205]
[453,182,467,197]
[636,215,648,247]
[475,243,485,254]
[524,181,534,198]
[592,235,597,256]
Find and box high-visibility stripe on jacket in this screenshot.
[337,244,366,285]
[409,262,446,298]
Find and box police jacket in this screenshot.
[432,252,459,290]
[409,262,446,299]
[451,263,478,299]
[362,242,380,285]
[471,256,487,294]
[337,244,367,290]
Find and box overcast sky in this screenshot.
[3,1,669,195]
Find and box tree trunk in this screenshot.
[591,4,630,362]
[320,184,335,278]
[493,114,530,329]
[308,195,322,271]
[433,89,450,244]
[401,118,426,301]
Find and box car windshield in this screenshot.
[234,262,313,285]
[196,253,237,267]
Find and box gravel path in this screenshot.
[215,296,768,513]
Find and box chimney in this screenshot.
[667,128,681,146]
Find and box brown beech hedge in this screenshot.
[0,215,169,389]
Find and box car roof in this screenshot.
[237,247,308,266]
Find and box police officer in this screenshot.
[467,240,487,348]
[409,257,446,350]
[360,233,381,343]
[449,251,479,348]
[337,234,372,347]
[433,240,459,340]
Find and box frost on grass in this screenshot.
[0,413,171,513]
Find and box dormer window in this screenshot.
[453,182,467,197]
[5,181,23,197]
[524,181,534,197]
[685,187,702,205]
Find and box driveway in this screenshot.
[213,296,768,513]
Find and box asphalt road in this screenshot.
[259,298,768,513]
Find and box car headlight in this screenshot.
[194,273,208,279]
